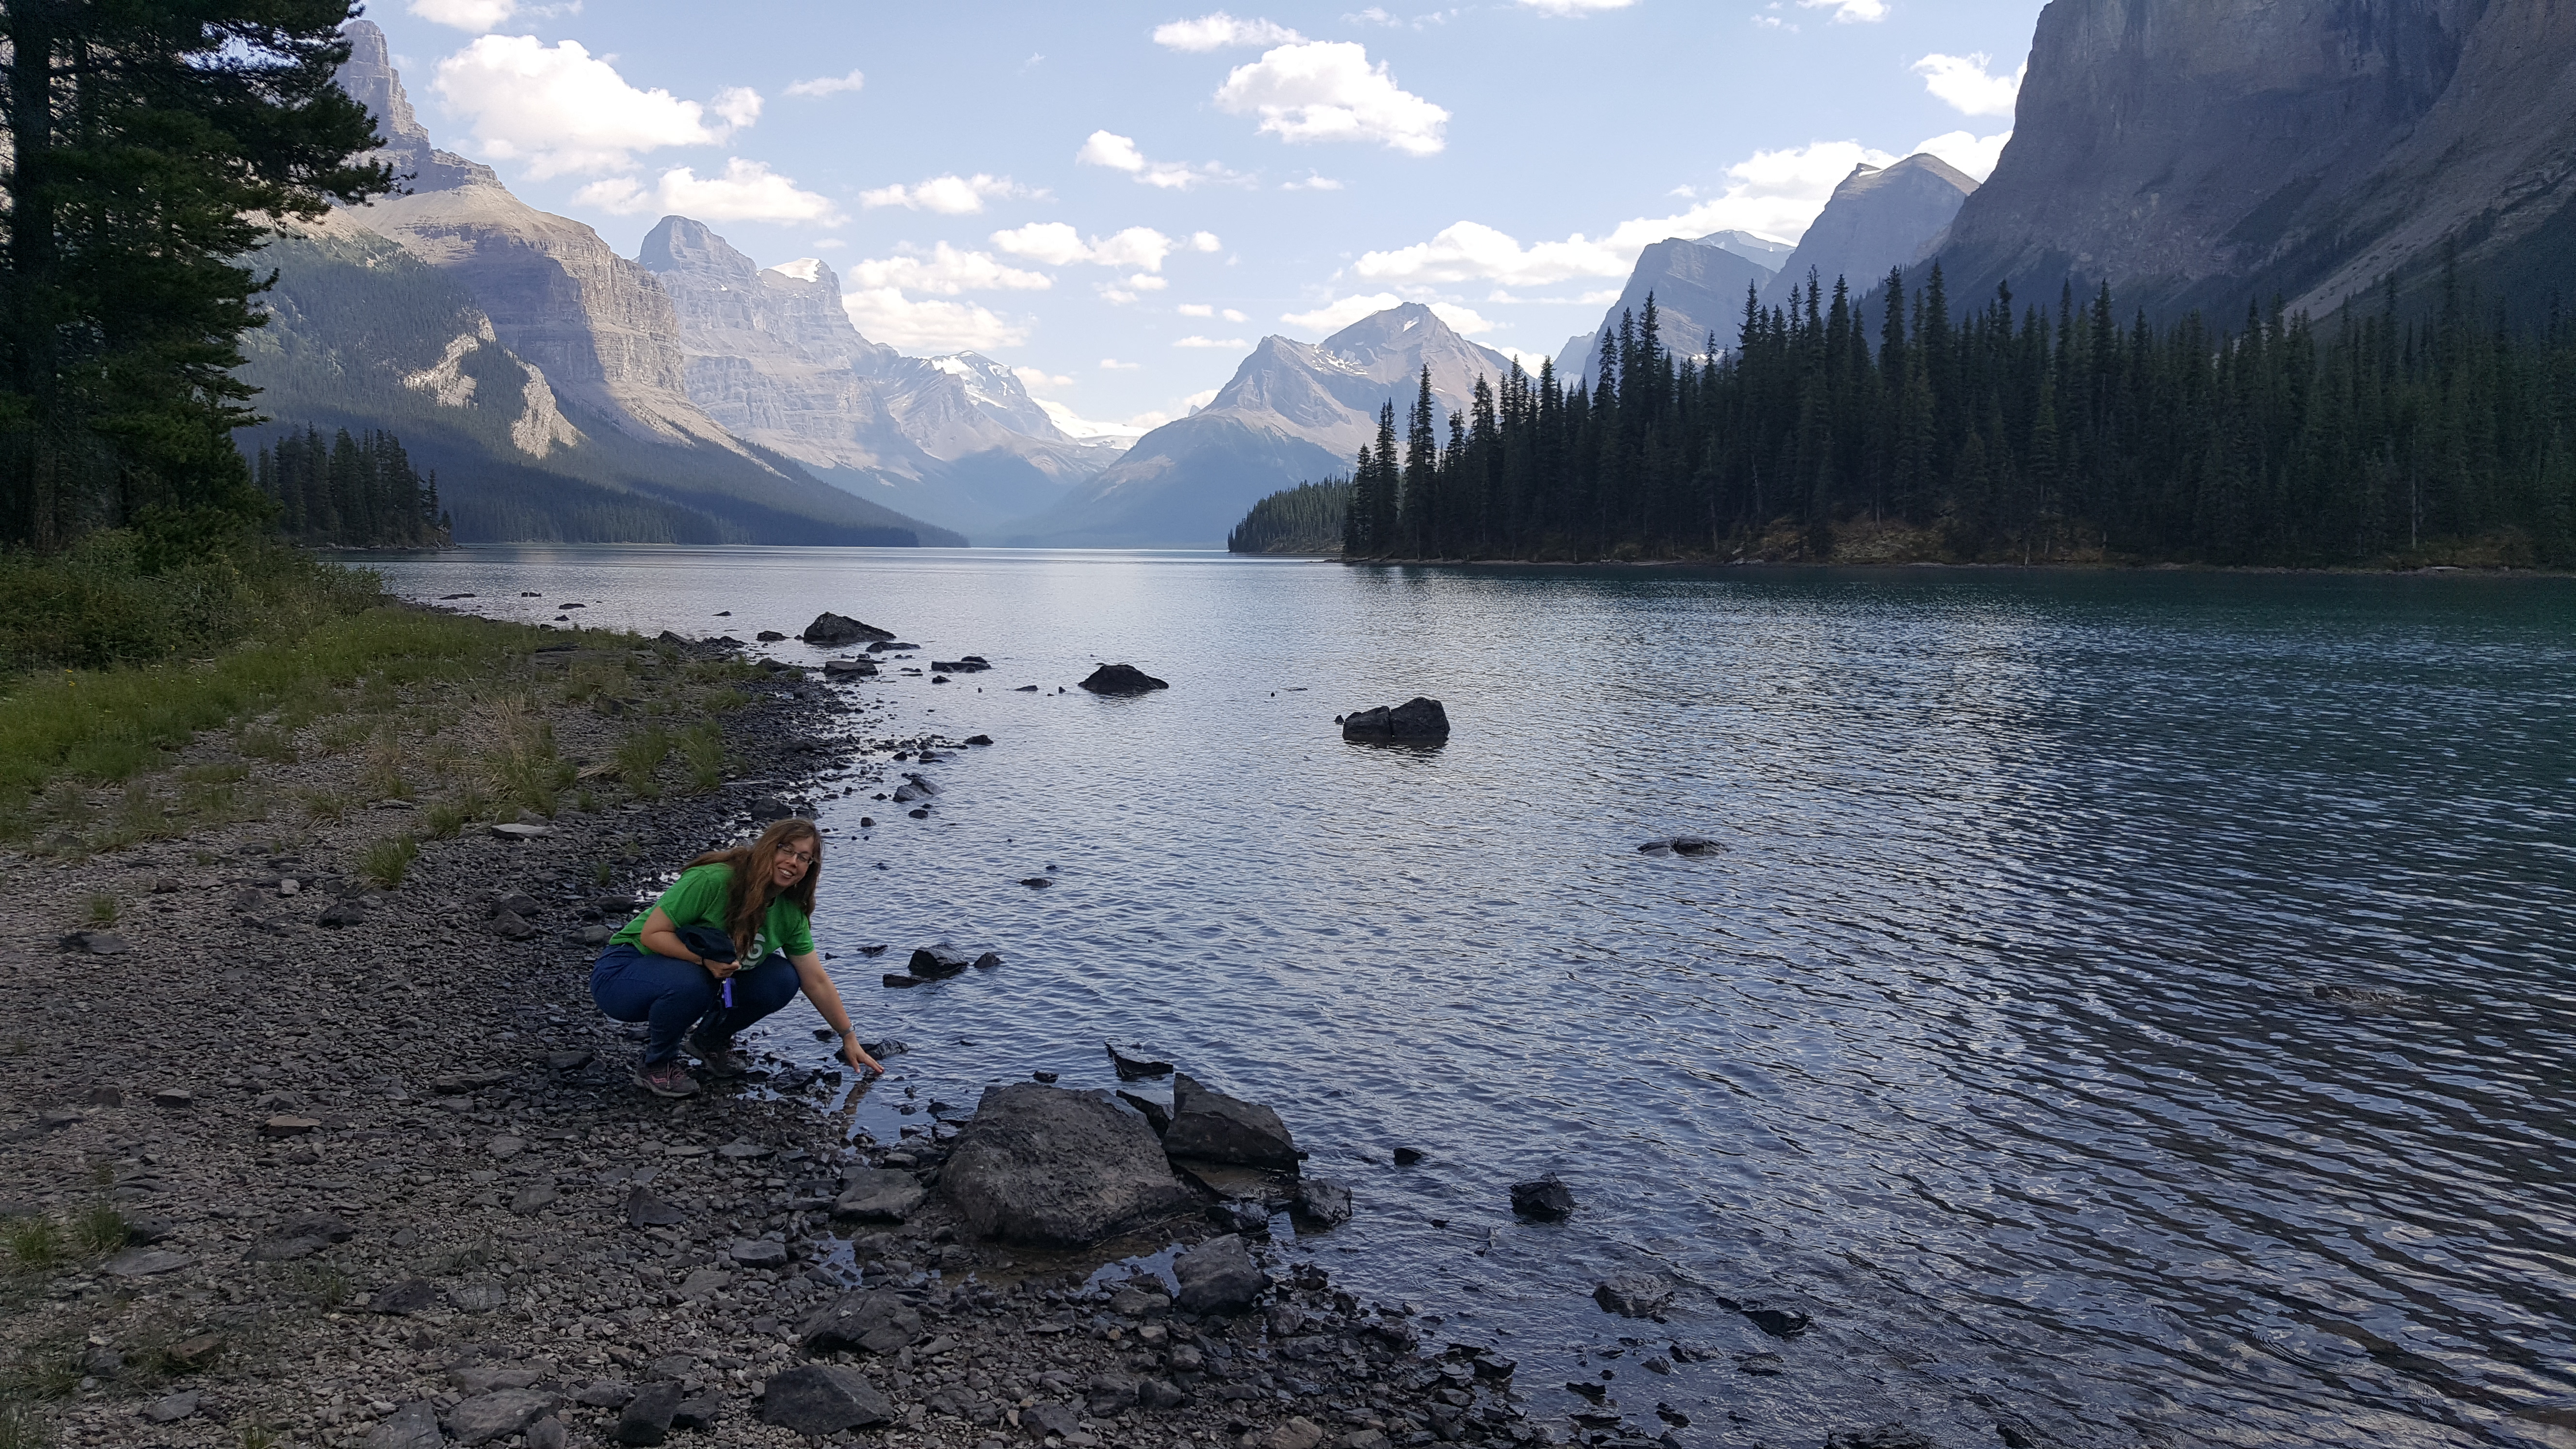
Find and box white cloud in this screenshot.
[1912,129,2011,181]
[1153,13,1306,50]
[1913,52,2023,116]
[431,36,751,177]
[1175,335,1250,349]
[1075,130,1237,190]
[1182,387,1220,411]
[408,0,516,32]
[991,223,1190,273]
[1800,0,1887,21]
[1519,0,1637,12]
[573,159,839,222]
[1428,303,1495,334]
[1099,358,1143,370]
[1281,292,1401,333]
[1752,14,1791,29]
[1352,140,1896,287]
[1223,307,1249,322]
[785,69,867,98]
[1213,41,1449,156]
[1190,231,1224,252]
[1014,366,1075,390]
[1282,173,1345,191]
[812,238,846,250]
[858,174,1028,215]
[1127,274,1171,292]
[845,242,1051,295]
[1176,303,1216,317]
[840,290,1029,352]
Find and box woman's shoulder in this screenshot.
[674,861,735,886]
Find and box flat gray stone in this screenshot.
[370,1277,439,1314]
[760,1365,895,1434]
[363,1401,443,1449]
[509,1183,559,1216]
[798,1289,922,1355]
[832,1168,926,1223]
[489,822,554,840]
[103,1249,192,1278]
[613,1382,682,1446]
[140,1391,200,1423]
[1173,1233,1266,1315]
[447,1388,561,1446]
[450,1282,510,1313]
[940,1084,1195,1247]
[727,1238,789,1269]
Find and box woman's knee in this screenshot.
[738,954,802,1016]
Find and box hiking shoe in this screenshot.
[634,1058,699,1098]
[689,1030,751,1079]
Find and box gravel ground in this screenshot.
[0,636,1570,1449]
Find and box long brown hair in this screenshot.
[685,818,821,959]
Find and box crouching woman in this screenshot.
[592,818,881,1098]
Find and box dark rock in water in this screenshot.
[972,951,1003,970]
[1340,696,1450,742]
[1163,1071,1299,1170]
[799,612,895,647]
[799,1289,922,1355]
[1014,685,1040,692]
[857,816,875,828]
[1106,1043,1174,1081]
[1294,1177,1353,1228]
[930,657,991,673]
[2310,982,2415,1013]
[1174,1233,1266,1314]
[906,807,929,819]
[821,658,876,678]
[907,942,972,978]
[612,1383,681,1446]
[939,1083,1198,1246]
[1392,1146,1426,1166]
[965,734,994,744]
[1595,1273,1675,1318]
[1718,1295,1812,1338]
[1032,1070,1058,1083]
[746,795,793,824]
[760,1365,895,1434]
[754,630,786,643]
[1117,1091,1171,1135]
[856,943,888,956]
[1209,1199,1272,1237]
[1511,1175,1575,1221]
[655,630,689,644]
[1637,837,1719,854]
[1079,663,1169,695]
[1019,876,1053,888]
[881,974,920,989]
[1826,1428,1934,1449]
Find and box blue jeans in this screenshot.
[590,944,802,1064]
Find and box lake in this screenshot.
[371,547,2576,1449]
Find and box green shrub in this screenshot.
[679,723,725,793]
[614,725,671,800]
[2,1219,60,1273]
[69,1206,127,1256]
[358,835,418,888]
[81,894,117,926]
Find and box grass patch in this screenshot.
[486,698,573,818]
[300,789,347,824]
[0,529,381,675]
[0,606,560,835]
[235,724,297,764]
[2,1219,62,1274]
[678,723,726,793]
[68,1206,126,1256]
[358,835,418,889]
[80,895,117,927]
[0,1399,52,1449]
[614,725,672,801]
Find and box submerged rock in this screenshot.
[906,942,972,978]
[1106,1043,1174,1081]
[799,613,895,647]
[939,1084,1196,1246]
[1079,663,1169,695]
[1510,1175,1575,1221]
[1340,697,1450,742]
[1294,1177,1353,1228]
[1163,1071,1300,1170]
[1594,1273,1675,1318]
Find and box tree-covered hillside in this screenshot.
[1227,479,1350,555]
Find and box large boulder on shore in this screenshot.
[799,612,895,647]
[940,1085,1196,1246]
[1163,1072,1300,1171]
[1341,696,1449,741]
[1173,1233,1267,1314]
[1079,663,1168,695]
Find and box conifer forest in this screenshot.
[251,426,450,548]
[1340,266,2576,567]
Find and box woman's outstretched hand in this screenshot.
[842,1034,883,1078]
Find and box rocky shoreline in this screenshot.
[0,630,1571,1449]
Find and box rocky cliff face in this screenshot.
[1935,0,2574,320]
[1011,304,1515,547]
[1761,155,1974,307]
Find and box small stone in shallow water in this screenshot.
[1510,1175,1575,1221]
[1392,1146,1426,1165]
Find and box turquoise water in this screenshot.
[374,548,2576,1448]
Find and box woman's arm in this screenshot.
[789,950,881,1076]
[637,906,736,979]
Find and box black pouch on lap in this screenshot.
[676,925,738,965]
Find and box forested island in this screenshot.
[1285,268,2575,569]
[252,426,451,548]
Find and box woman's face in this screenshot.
[772,836,816,888]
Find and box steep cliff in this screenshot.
[1761,155,1974,307]
[1010,304,1514,547]
[1561,236,1777,387]
[1935,0,2576,320]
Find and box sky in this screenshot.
[369,0,2047,435]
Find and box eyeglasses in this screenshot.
[776,846,816,865]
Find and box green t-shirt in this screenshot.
[611,863,814,960]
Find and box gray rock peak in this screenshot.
[637,216,761,285]
[336,20,497,194]
[1761,152,1976,307]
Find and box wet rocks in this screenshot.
[906,942,972,979]
[1510,1175,1576,1221]
[1722,1297,1813,1338]
[1827,1428,1935,1449]
[1339,697,1450,742]
[1107,1043,1174,1080]
[1294,1177,1354,1228]
[1163,1071,1299,1170]
[1173,1232,1267,1314]
[1079,663,1168,695]
[761,1366,897,1434]
[939,1084,1197,1246]
[799,613,895,647]
[798,1289,922,1355]
[831,1167,926,1223]
[1637,836,1721,855]
[821,658,877,679]
[929,656,991,673]
[1116,1091,1171,1134]
[1594,1273,1675,1318]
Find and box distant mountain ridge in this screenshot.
[1560,235,1779,388]
[1009,304,1516,548]
[1761,154,1975,307]
[1932,0,2576,321]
